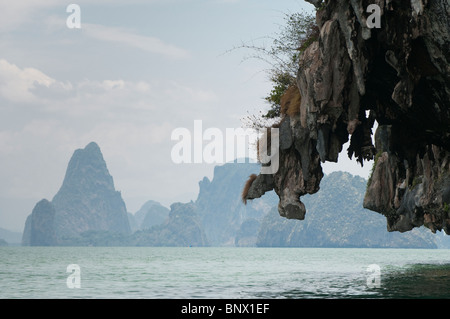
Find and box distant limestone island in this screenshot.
[22,142,131,246]
[19,142,449,248]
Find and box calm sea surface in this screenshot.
[1,247,450,299]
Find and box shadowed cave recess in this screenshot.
[244,0,450,235]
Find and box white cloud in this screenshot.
[83,23,190,59]
[0,59,55,103]
[0,58,220,209]
[1,2,189,60]
[0,59,216,117]
[41,14,190,60]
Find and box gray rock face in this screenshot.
[22,199,57,246]
[235,218,261,247]
[22,142,131,245]
[244,0,450,235]
[52,142,131,239]
[195,161,275,246]
[133,161,277,247]
[133,200,169,230]
[132,202,208,247]
[165,202,208,247]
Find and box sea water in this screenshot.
[1,247,450,299]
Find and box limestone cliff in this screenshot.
[196,161,277,246]
[22,199,57,246]
[22,142,131,245]
[130,200,170,231]
[244,0,450,235]
[132,202,209,247]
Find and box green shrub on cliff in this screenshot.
[237,10,318,127]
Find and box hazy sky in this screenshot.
[0,0,372,232]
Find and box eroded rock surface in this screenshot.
[244,0,450,234]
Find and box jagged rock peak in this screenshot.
[22,142,131,245]
[57,141,115,193]
[51,142,131,238]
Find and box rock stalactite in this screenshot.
[244,0,450,234]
